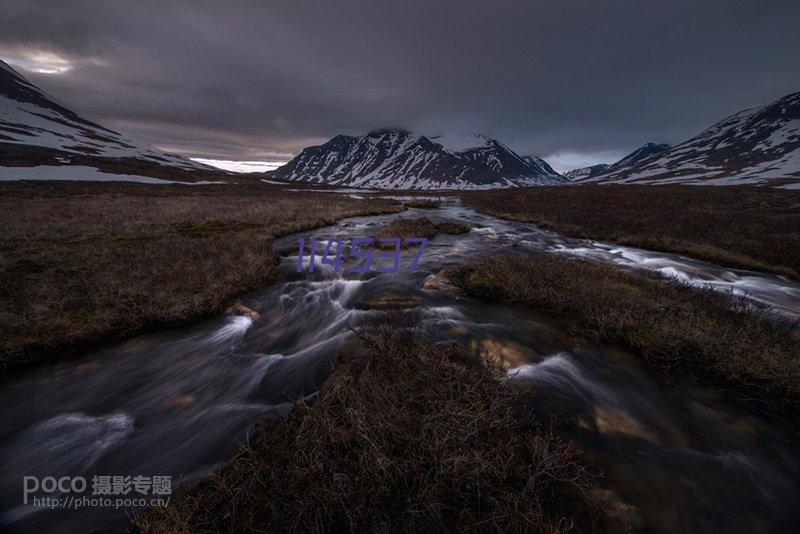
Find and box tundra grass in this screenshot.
[461,185,800,280]
[0,181,401,371]
[135,316,608,533]
[454,255,800,428]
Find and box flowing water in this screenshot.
[1,198,799,532]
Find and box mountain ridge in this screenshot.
[565,142,671,181]
[569,91,800,187]
[0,59,218,180]
[267,129,566,189]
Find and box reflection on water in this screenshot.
[0,198,799,532]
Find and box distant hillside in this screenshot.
[266,129,566,189]
[566,143,671,182]
[0,60,226,182]
[569,92,800,188]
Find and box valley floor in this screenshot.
[461,185,800,281]
[136,316,614,532]
[2,181,799,532]
[0,181,401,371]
[139,254,800,532]
[454,255,800,431]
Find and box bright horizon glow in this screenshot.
[546,150,625,173]
[192,158,288,173]
[2,50,74,74]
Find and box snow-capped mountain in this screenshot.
[565,143,671,182]
[563,164,609,181]
[0,59,214,178]
[572,92,800,187]
[267,129,566,189]
[608,142,671,170]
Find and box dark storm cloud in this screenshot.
[1,0,799,168]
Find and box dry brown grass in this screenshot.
[461,185,800,280]
[0,181,401,371]
[433,220,472,235]
[402,198,441,209]
[453,255,800,427]
[374,217,471,248]
[135,315,607,533]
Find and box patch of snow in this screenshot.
[0,165,223,185]
[193,159,286,173]
[0,62,207,171]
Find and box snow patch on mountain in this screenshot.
[0,59,210,172]
[0,165,223,184]
[564,164,610,181]
[566,143,670,183]
[267,129,566,190]
[571,91,800,187]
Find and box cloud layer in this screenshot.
[2,0,799,169]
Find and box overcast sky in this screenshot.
[1,0,799,171]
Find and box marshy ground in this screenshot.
[1,181,799,532]
[0,181,401,371]
[136,315,611,533]
[374,216,471,247]
[462,185,800,280]
[454,254,800,431]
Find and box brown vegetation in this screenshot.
[402,198,441,209]
[0,181,400,371]
[136,315,607,533]
[433,220,472,235]
[461,185,800,280]
[374,217,471,248]
[453,255,800,427]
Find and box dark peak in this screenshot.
[329,134,357,142]
[776,91,800,105]
[639,142,671,150]
[313,134,357,149]
[756,90,800,121]
[609,142,672,169]
[366,128,412,137]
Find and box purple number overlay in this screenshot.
[297,237,427,273]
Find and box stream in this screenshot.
[1,198,799,532]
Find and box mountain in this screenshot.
[571,92,800,187]
[565,143,671,182]
[563,164,609,181]
[0,60,219,181]
[608,142,671,170]
[266,129,566,189]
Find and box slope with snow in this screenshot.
[563,164,610,181]
[267,129,566,190]
[566,143,671,183]
[609,142,671,169]
[572,92,800,186]
[0,59,214,178]
[0,165,223,184]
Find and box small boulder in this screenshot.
[422,268,462,298]
[227,302,261,320]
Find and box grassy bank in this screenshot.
[453,255,800,426]
[375,217,471,247]
[0,181,401,371]
[402,198,441,209]
[136,316,608,532]
[461,185,800,280]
